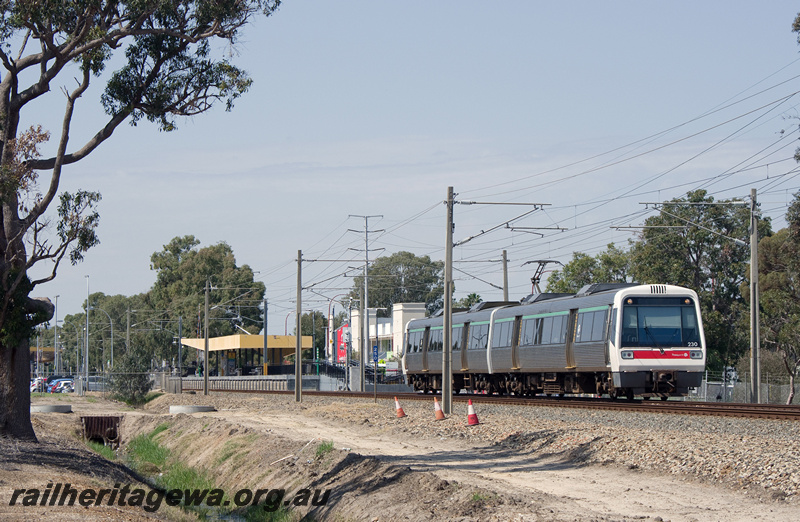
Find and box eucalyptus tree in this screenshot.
[629,190,770,371]
[0,1,281,440]
[350,251,444,316]
[545,244,630,294]
[147,235,265,348]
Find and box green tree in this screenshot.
[629,190,770,372]
[61,292,142,377]
[0,1,281,440]
[455,293,482,309]
[147,236,265,360]
[297,311,346,360]
[350,251,444,316]
[109,342,152,405]
[546,244,630,293]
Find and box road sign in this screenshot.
[373,345,378,363]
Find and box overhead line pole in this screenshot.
[443,188,454,415]
[296,250,302,402]
[750,188,761,404]
[443,190,549,415]
[349,215,383,392]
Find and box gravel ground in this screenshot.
[164,392,800,502]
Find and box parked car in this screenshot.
[47,378,71,393]
[30,377,46,393]
[54,379,73,393]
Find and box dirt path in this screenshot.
[202,405,800,521]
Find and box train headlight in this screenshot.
[621,351,634,360]
[690,350,703,359]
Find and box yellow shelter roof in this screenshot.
[179,334,312,352]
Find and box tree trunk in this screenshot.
[788,372,795,405]
[0,338,37,440]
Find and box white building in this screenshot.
[350,302,426,359]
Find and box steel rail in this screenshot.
[185,387,800,421]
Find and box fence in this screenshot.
[144,368,799,404]
[689,371,796,404]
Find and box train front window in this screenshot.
[621,297,700,348]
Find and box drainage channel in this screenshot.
[80,416,122,448]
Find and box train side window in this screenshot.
[493,321,512,348]
[428,329,441,352]
[541,317,553,345]
[534,318,543,345]
[609,308,617,343]
[452,326,463,351]
[622,307,638,345]
[558,315,569,343]
[551,315,564,344]
[681,307,700,343]
[469,324,489,350]
[578,312,593,343]
[520,319,533,346]
[591,310,606,341]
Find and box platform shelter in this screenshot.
[179,334,312,376]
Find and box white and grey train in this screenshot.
[402,283,706,400]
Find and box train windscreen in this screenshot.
[620,297,701,348]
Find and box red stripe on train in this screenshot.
[632,350,691,359]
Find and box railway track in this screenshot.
[187,387,800,421]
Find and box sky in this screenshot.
[20,1,800,334]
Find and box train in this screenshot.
[402,283,706,400]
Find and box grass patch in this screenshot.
[127,431,169,470]
[315,440,335,459]
[151,422,170,438]
[215,439,243,466]
[143,391,163,404]
[159,461,215,491]
[470,490,497,505]
[85,396,97,403]
[86,440,116,460]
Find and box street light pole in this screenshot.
[262,298,268,372]
[85,275,90,390]
[204,278,210,396]
[90,306,113,371]
[750,188,761,403]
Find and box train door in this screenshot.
[457,324,469,371]
[421,327,430,372]
[511,316,522,369]
[605,306,617,365]
[460,322,470,371]
[565,309,578,369]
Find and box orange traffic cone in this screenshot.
[433,397,446,420]
[395,396,407,418]
[467,399,480,426]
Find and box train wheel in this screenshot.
[625,389,634,401]
[661,396,668,401]
[609,389,618,400]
